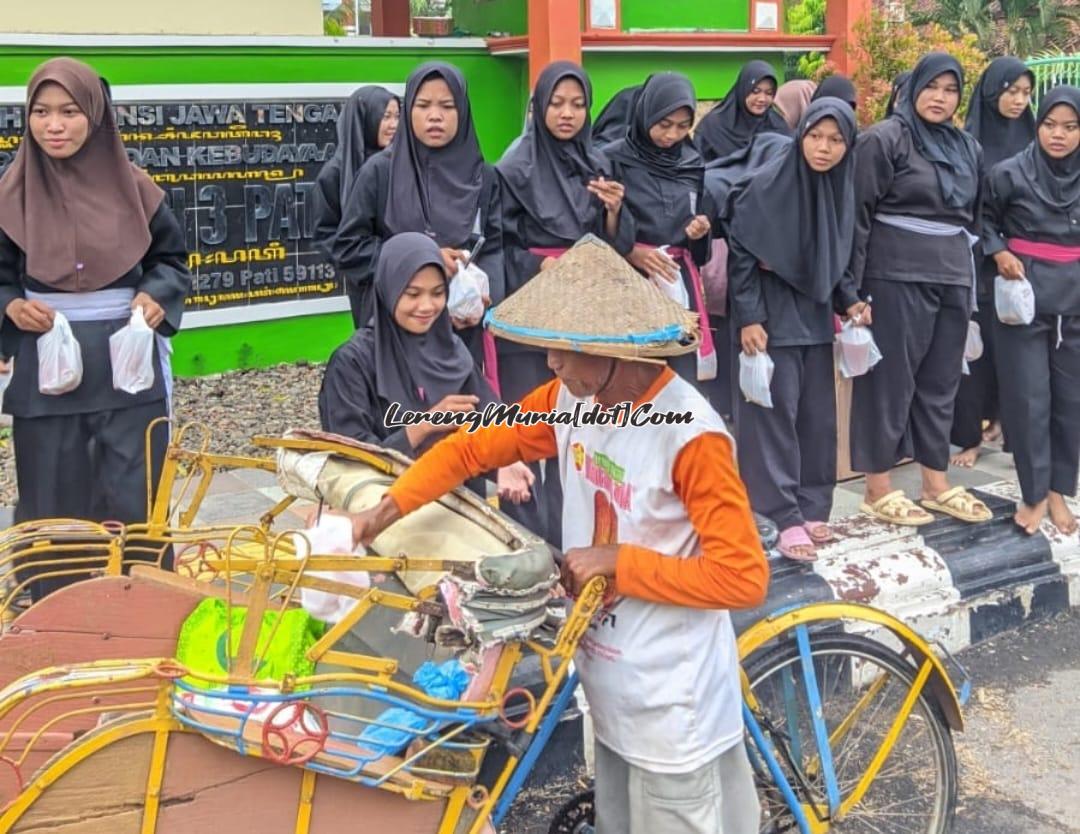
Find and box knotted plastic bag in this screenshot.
[648,246,690,308]
[835,321,883,379]
[37,312,83,395]
[447,258,490,326]
[109,306,156,394]
[995,275,1035,326]
[738,351,774,408]
[293,513,371,625]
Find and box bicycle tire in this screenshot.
[742,632,958,834]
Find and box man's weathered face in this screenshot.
[546,349,615,397]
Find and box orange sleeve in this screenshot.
[615,432,770,610]
[386,378,561,516]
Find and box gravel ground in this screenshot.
[0,361,326,507]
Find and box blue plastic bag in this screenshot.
[359,660,470,756]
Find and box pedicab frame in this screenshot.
[0,418,971,834]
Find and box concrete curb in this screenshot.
[737,481,1080,655]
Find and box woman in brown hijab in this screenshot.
[775,79,817,131]
[0,57,190,601]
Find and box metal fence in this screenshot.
[1026,56,1080,108]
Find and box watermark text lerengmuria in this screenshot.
[383,401,695,433]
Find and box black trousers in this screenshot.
[950,300,1000,450]
[346,280,374,329]
[995,314,1080,505]
[851,280,971,474]
[13,400,169,602]
[704,317,734,420]
[735,344,836,530]
[497,348,562,549]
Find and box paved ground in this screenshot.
[500,611,1080,833]
[952,610,1080,834]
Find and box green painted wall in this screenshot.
[620,0,748,32]
[0,42,527,376]
[452,0,527,36]
[0,43,526,160]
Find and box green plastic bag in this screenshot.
[176,597,327,690]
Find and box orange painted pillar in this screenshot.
[528,0,583,87]
[825,0,871,75]
[372,0,411,37]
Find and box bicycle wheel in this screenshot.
[743,633,957,834]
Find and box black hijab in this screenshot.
[1018,86,1080,210]
[885,71,912,118]
[965,57,1036,167]
[372,232,477,410]
[384,62,485,247]
[695,60,792,160]
[704,132,794,231]
[332,86,397,204]
[496,60,610,239]
[592,85,641,146]
[604,72,704,187]
[893,53,980,209]
[727,98,857,303]
[814,75,857,110]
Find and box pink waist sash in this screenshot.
[528,247,569,259]
[1007,238,1080,264]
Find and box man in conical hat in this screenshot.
[342,236,768,832]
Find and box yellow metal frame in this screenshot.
[1,423,964,833]
[0,573,604,831]
[736,601,964,732]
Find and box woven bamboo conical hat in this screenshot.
[484,235,700,359]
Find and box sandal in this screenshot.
[860,490,935,526]
[921,486,993,524]
[804,521,837,544]
[778,525,817,562]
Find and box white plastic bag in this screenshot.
[739,350,774,408]
[109,307,156,394]
[448,257,490,326]
[37,312,83,395]
[649,246,690,308]
[995,275,1035,325]
[293,513,371,624]
[835,320,883,379]
[961,319,983,374]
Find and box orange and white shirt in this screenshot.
[387,366,769,773]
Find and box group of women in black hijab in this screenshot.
[311,53,1080,557]
[315,63,539,538]
[312,86,400,327]
[847,53,1080,540]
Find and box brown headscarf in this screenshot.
[775,80,817,131]
[0,57,165,292]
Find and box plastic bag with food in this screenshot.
[738,350,775,408]
[109,306,156,394]
[835,320,883,378]
[995,275,1035,326]
[37,312,83,395]
[447,259,490,326]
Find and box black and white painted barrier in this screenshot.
[735,482,1079,654]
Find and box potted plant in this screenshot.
[412,0,453,36]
